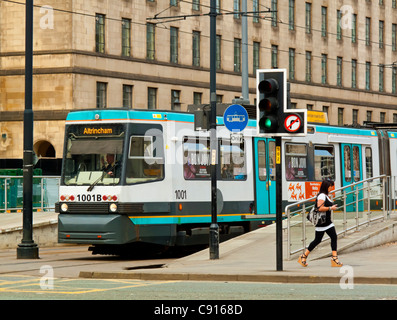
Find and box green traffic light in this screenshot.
[264,118,272,129]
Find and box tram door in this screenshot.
[254,138,276,214]
[341,144,364,212]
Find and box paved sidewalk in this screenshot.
[80,218,397,285]
[1,212,397,285]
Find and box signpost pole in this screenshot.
[209,0,219,260]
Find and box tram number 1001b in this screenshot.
[175,190,187,200]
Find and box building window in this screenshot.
[95,14,105,53]
[393,24,397,51]
[121,18,131,56]
[337,57,342,86]
[366,17,371,46]
[305,2,311,34]
[146,23,155,60]
[289,0,295,30]
[321,6,327,37]
[379,20,384,49]
[234,0,241,19]
[171,90,181,111]
[393,67,397,93]
[336,10,342,40]
[351,14,357,43]
[234,38,241,72]
[193,92,202,105]
[367,110,372,122]
[253,42,260,73]
[321,54,327,84]
[96,82,107,108]
[271,0,278,27]
[305,51,311,82]
[253,0,259,23]
[353,109,358,125]
[170,27,178,64]
[148,87,157,109]
[379,65,384,92]
[289,48,295,80]
[271,45,278,68]
[366,62,371,90]
[338,108,344,126]
[351,59,357,89]
[123,85,133,108]
[170,0,178,6]
[380,112,386,123]
[192,0,200,11]
[192,31,200,67]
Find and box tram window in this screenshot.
[344,145,351,182]
[314,145,335,181]
[257,141,267,181]
[183,137,211,180]
[285,143,308,181]
[269,141,276,181]
[220,139,246,180]
[353,146,361,182]
[126,135,164,184]
[365,147,373,178]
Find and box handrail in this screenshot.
[285,175,392,260]
[0,175,60,213]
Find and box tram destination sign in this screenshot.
[68,124,124,136]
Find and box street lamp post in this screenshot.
[17,0,39,259]
[209,0,219,260]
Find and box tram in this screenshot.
[56,108,397,254]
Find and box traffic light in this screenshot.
[256,69,307,136]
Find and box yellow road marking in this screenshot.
[0,275,178,295]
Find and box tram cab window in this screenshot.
[183,137,211,180]
[63,138,123,186]
[220,139,246,180]
[285,143,308,181]
[126,135,164,184]
[314,145,335,181]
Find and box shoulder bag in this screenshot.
[307,197,326,226]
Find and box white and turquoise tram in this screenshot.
[56,108,397,254]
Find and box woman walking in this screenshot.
[298,179,343,267]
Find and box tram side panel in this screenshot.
[281,125,380,211]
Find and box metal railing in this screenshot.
[285,175,394,260]
[0,175,60,213]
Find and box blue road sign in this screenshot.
[223,104,249,132]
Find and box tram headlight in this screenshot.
[60,203,69,212]
[109,203,118,213]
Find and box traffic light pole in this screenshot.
[275,137,283,271]
[209,0,219,260]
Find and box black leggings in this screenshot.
[308,226,337,252]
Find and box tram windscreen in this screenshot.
[62,125,124,186]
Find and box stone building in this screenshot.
[1,0,397,172]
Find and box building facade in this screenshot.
[1,0,397,169]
